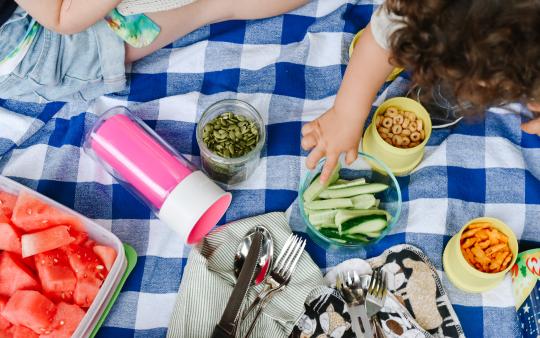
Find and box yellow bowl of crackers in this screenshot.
[362,97,432,176]
[443,217,518,293]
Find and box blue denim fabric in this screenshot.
[0,7,126,103]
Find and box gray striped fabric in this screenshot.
[167,212,327,338]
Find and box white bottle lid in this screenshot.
[158,171,232,244]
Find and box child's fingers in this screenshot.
[345,149,358,165]
[301,134,317,151]
[306,147,325,170]
[521,117,540,135]
[301,121,315,136]
[320,154,339,183]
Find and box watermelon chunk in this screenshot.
[93,245,117,271]
[34,250,76,303]
[8,325,39,338]
[11,192,83,232]
[0,222,21,255]
[70,230,88,246]
[0,252,40,297]
[0,214,9,225]
[0,297,12,331]
[63,244,105,307]
[2,290,56,334]
[0,192,17,218]
[39,302,85,338]
[21,226,75,258]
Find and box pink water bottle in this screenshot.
[84,106,232,244]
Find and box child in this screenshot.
[302,0,540,182]
[0,0,308,102]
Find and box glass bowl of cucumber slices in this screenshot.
[299,152,402,249]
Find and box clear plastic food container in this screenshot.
[0,175,127,338]
[196,99,266,186]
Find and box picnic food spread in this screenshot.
[0,190,117,337]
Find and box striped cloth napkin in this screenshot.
[167,212,327,338]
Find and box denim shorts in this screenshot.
[0,8,126,103]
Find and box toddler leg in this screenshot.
[125,0,309,62]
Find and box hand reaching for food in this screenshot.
[301,107,364,183]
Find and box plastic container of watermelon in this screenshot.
[0,175,127,337]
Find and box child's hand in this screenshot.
[522,103,540,136]
[301,107,364,183]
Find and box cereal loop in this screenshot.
[386,107,398,115]
[382,117,393,128]
[402,118,410,129]
[393,115,404,125]
[392,135,402,146]
[410,131,421,142]
[391,124,402,135]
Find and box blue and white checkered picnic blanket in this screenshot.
[0,1,539,337]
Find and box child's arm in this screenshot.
[228,0,310,20]
[301,24,395,182]
[15,0,122,34]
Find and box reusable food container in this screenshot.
[196,99,266,186]
[298,152,402,252]
[362,97,432,176]
[348,29,403,82]
[84,106,232,244]
[0,175,127,338]
[443,217,518,293]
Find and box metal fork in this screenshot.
[366,268,388,317]
[241,234,306,338]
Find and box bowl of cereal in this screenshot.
[443,217,519,293]
[362,97,432,176]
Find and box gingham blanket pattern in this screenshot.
[0,1,538,337]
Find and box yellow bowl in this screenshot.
[362,97,432,176]
[348,29,403,82]
[443,217,519,293]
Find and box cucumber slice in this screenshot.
[315,223,338,230]
[342,215,387,234]
[318,228,347,243]
[364,231,382,238]
[335,179,350,185]
[374,199,380,208]
[309,210,338,226]
[351,194,376,209]
[327,178,366,190]
[342,233,371,243]
[302,164,341,202]
[336,209,391,226]
[305,198,353,210]
[319,183,388,199]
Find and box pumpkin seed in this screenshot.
[201,111,262,158]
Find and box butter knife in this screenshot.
[211,231,263,338]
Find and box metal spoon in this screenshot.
[234,225,273,286]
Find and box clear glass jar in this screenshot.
[196,99,266,186]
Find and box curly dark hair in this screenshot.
[385,0,540,113]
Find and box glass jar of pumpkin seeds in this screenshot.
[196,99,266,185]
